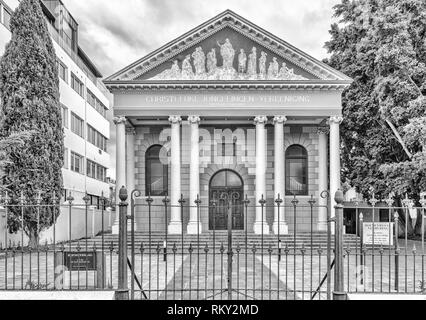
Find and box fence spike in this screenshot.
[291,195,299,206]
[308,195,316,206]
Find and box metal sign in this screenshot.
[363,223,394,246]
[64,252,97,271]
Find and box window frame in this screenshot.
[57,59,68,83]
[71,72,84,98]
[145,145,168,197]
[70,112,84,138]
[70,151,84,174]
[285,145,309,196]
[3,6,11,30]
[61,104,68,128]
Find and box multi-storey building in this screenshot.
[0,0,112,206]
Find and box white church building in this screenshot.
[104,10,352,235]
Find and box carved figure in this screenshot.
[181,55,194,79]
[206,48,217,73]
[217,38,235,69]
[259,51,267,78]
[238,49,247,73]
[279,62,290,79]
[170,60,181,78]
[247,47,257,76]
[272,57,279,78]
[192,47,206,76]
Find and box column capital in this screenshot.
[125,127,136,135]
[273,116,287,125]
[113,116,126,125]
[254,116,268,125]
[329,115,344,125]
[169,115,182,124]
[187,115,201,124]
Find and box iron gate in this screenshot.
[119,187,335,300]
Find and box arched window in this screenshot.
[286,145,308,196]
[145,145,168,196]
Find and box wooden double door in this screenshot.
[208,170,244,231]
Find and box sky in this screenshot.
[62,0,342,78]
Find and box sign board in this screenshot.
[63,252,97,271]
[363,223,394,246]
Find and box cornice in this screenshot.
[104,80,351,92]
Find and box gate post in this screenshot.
[115,186,129,300]
[333,189,347,300]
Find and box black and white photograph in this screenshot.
[0,0,425,308]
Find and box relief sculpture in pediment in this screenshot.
[150,39,308,81]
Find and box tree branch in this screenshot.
[385,119,413,159]
[407,74,424,98]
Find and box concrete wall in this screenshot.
[132,124,322,233]
[0,206,116,246]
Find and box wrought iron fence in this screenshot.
[342,195,426,295]
[123,189,335,300]
[1,188,425,300]
[0,192,118,291]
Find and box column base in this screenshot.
[187,221,202,235]
[272,222,288,235]
[253,222,270,235]
[168,221,183,235]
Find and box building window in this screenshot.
[219,137,237,157]
[71,112,84,138]
[3,7,11,30]
[87,125,107,152]
[87,159,107,182]
[71,151,84,174]
[63,148,69,169]
[145,145,168,196]
[97,165,107,182]
[71,73,84,97]
[56,59,68,83]
[87,89,108,119]
[285,145,308,196]
[61,104,68,128]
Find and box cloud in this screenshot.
[62,0,341,77]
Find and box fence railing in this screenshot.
[0,192,117,291]
[1,189,425,300]
[342,197,426,295]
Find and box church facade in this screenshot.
[104,10,352,235]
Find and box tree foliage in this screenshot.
[325,0,425,195]
[0,0,64,245]
[325,0,426,235]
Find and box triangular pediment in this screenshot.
[105,10,351,83]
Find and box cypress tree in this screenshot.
[0,0,64,246]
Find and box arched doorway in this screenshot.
[209,170,244,230]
